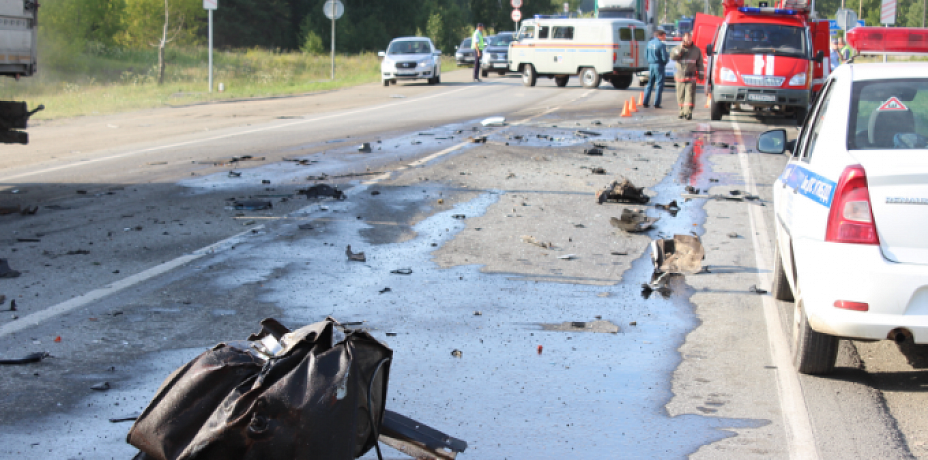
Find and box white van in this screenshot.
[509,17,649,89]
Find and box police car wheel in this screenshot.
[481,69,489,78]
[795,108,807,125]
[792,300,839,375]
[580,68,601,89]
[771,247,794,302]
[383,79,389,87]
[522,65,537,87]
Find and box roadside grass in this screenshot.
[0,46,458,120]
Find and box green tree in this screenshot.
[120,0,205,48]
[41,0,127,49]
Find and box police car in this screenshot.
[757,27,928,375]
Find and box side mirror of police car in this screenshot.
[706,44,714,57]
[434,50,442,56]
[757,129,794,154]
[378,51,386,58]
[814,50,824,63]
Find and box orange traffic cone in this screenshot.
[639,91,645,106]
[620,100,631,117]
[629,98,638,113]
[705,94,712,109]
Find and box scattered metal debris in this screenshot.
[0,259,21,278]
[379,287,392,294]
[390,268,413,275]
[654,200,680,216]
[750,285,768,294]
[596,178,650,204]
[642,272,673,298]
[358,143,372,153]
[380,410,469,460]
[228,171,242,178]
[298,184,346,200]
[66,249,90,255]
[234,200,272,211]
[650,235,705,274]
[298,223,314,230]
[576,130,602,137]
[584,147,604,156]
[346,245,366,262]
[541,320,620,333]
[452,214,466,220]
[0,351,48,365]
[591,167,606,175]
[481,116,506,127]
[109,413,140,423]
[470,135,488,144]
[450,349,463,358]
[728,232,739,238]
[521,235,553,249]
[611,209,660,233]
[0,205,37,215]
[558,254,577,260]
[91,382,111,391]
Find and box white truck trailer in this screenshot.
[0,0,42,144]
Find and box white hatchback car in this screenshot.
[758,62,928,375]
[379,37,442,86]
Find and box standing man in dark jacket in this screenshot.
[670,32,704,120]
[642,30,668,108]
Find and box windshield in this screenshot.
[721,24,807,58]
[388,41,432,55]
[460,38,471,48]
[487,35,513,46]
[849,78,928,150]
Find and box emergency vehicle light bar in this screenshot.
[845,27,928,55]
[738,7,797,15]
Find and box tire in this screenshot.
[497,71,506,76]
[792,300,839,375]
[638,75,647,86]
[610,75,633,90]
[554,76,569,87]
[772,246,794,302]
[710,100,724,121]
[427,76,436,85]
[580,67,601,88]
[436,75,441,84]
[481,69,489,78]
[795,107,808,125]
[522,64,537,87]
[382,79,389,87]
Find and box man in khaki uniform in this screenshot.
[670,32,704,120]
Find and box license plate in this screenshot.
[396,71,416,76]
[747,93,776,102]
[494,63,507,68]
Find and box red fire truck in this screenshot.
[692,0,830,122]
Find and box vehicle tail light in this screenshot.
[614,52,617,62]
[834,300,869,311]
[825,165,880,245]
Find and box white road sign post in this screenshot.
[204,0,217,93]
[881,0,896,24]
[324,0,344,80]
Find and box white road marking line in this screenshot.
[0,88,599,337]
[731,119,820,460]
[0,86,478,183]
[401,89,596,170]
[0,225,264,339]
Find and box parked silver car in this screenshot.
[379,37,442,86]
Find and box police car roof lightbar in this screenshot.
[533,14,568,19]
[845,26,928,56]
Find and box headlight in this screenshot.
[788,72,806,86]
[720,67,737,82]
[418,61,429,68]
[382,59,394,68]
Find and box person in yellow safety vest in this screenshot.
[472,23,486,82]
[670,32,704,120]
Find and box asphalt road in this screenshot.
[0,68,925,459]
